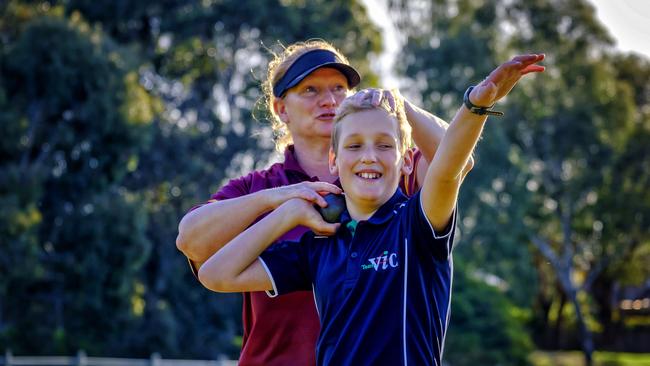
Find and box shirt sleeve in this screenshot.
[403,191,457,261]
[184,175,253,214]
[185,175,254,278]
[258,235,313,298]
[212,175,253,201]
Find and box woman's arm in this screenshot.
[176,181,341,269]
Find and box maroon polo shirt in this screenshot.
[191,145,421,366]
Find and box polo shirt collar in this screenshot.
[283,145,306,174]
[340,189,408,226]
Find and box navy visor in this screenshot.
[273,49,361,97]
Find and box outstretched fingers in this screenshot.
[513,54,546,75]
[521,64,546,75]
[512,53,545,64]
[476,53,545,104]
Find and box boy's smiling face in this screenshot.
[329,108,413,218]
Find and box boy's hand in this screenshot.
[266,181,342,210]
[470,54,545,107]
[281,198,340,236]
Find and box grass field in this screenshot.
[530,351,650,366]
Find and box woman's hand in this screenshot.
[349,88,397,110]
[266,181,342,210]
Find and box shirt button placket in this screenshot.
[344,234,360,289]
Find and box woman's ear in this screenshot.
[328,147,339,175]
[400,149,414,176]
[273,98,289,123]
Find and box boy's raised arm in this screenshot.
[421,54,545,231]
[350,89,474,187]
[198,198,339,293]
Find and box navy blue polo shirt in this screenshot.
[259,189,456,366]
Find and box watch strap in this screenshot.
[463,86,504,116]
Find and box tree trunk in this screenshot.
[568,290,594,366]
[553,290,566,348]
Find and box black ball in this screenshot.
[315,193,346,223]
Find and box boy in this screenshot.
[198,54,545,365]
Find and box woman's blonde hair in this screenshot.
[331,90,411,156]
[261,40,352,152]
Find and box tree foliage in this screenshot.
[391,0,649,364]
[446,261,533,366]
[1,8,154,354]
[1,0,382,358]
[1,0,648,362]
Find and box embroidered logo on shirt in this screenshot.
[361,251,399,271]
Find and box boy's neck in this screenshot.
[345,199,380,222]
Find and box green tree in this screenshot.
[589,53,650,349]
[388,1,536,364]
[2,0,384,358]
[501,1,645,364]
[390,0,649,365]
[446,261,532,366]
[0,6,155,354]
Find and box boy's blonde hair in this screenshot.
[331,90,411,156]
[261,40,352,152]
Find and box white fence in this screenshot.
[1,351,237,366]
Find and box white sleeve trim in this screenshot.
[258,257,279,298]
[418,194,456,240]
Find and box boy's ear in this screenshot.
[328,147,339,175]
[273,98,289,123]
[400,149,414,176]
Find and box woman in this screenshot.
[176,39,471,366]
